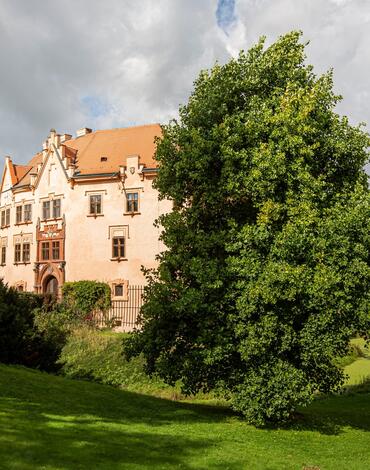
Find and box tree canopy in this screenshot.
[125,31,370,425]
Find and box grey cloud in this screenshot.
[0,0,369,166]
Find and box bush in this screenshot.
[58,327,180,397]
[62,281,111,318]
[33,280,112,354]
[0,280,60,370]
[33,301,84,354]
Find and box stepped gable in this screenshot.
[13,124,161,186]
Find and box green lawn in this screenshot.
[1,365,370,469]
[343,337,370,387]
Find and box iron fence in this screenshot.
[95,285,145,331]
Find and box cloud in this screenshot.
[0,0,369,166]
[0,0,227,162]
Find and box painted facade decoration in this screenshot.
[0,125,171,298]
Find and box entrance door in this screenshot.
[44,276,58,296]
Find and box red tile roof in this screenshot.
[14,124,161,186]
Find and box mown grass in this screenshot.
[1,364,370,470]
[343,337,370,389]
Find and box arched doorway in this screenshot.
[44,276,59,296]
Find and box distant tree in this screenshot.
[125,31,370,425]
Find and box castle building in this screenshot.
[0,125,170,300]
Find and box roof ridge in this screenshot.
[92,123,161,134]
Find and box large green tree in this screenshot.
[125,31,370,425]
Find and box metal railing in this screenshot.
[95,285,145,331]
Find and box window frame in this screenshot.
[15,206,23,224]
[126,192,139,213]
[89,194,103,216]
[22,243,30,263]
[109,279,128,300]
[52,199,61,219]
[23,204,32,223]
[112,236,125,260]
[42,198,62,221]
[124,190,141,216]
[42,201,50,220]
[1,246,6,266]
[14,244,21,264]
[41,241,50,261]
[52,241,60,260]
[1,208,10,228]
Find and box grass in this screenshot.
[1,364,370,469]
[58,327,185,399]
[344,337,370,388]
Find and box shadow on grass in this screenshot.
[0,365,237,470]
[270,389,370,436]
[1,365,370,469]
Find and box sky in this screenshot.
[0,0,369,164]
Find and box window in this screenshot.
[15,204,32,224]
[22,243,30,263]
[53,199,61,218]
[24,204,32,222]
[14,242,30,263]
[109,279,128,299]
[89,194,102,215]
[114,284,124,296]
[41,242,49,261]
[1,247,6,265]
[42,199,61,220]
[126,192,139,213]
[14,244,21,263]
[42,201,50,220]
[52,241,60,260]
[16,206,23,224]
[1,209,10,227]
[112,237,125,259]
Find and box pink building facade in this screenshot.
[0,125,171,300]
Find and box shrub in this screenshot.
[62,281,111,318]
[33,301,83,354]
[0,280,59,370]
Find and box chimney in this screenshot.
[30,172,37,187]
[60,134,72,143]
[76,127,92,137]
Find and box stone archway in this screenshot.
[43,275,59,296]
[35,263,65,297]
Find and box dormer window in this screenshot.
[100,156,108,162]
